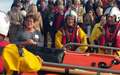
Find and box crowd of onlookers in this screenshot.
[0,1,119,74]
[7,0,120,50]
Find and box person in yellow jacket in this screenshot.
[89,16,106,53]
[89,16,106,45]
[55,10,88,52]
[0,11,10,75]
[98,7,120,56]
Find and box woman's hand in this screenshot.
[27,39,37,45]
[20,39,37,45]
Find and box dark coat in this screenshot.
[53,13,65,33]
[48,11,56,32]
[85,1,94,13]
[38,8,49,32]
[95,16,102,24]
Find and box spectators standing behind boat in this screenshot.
[13,0,26,3]
[101,0,108,5]
[8,2,23,43]
[38,0,49,47]
[47,4,56,48]
[66,0,76,11]
[94,7,103,24]
[27,4,43,31]
[108,0,118,8]
[36,0,41,11]
[116,0,120,9]
[53,5,65,33]
[74,0,84,29]
[89,16,106,45]
[54,0,67,13]
[11,1,23,10]
[89,16,106,53]
[8,0,120,50]
[55,10,88,52]
[88,9,96,18]
[48,0,56,6]
[20,8,27,27]
[14,14,44,47]
[93,0,103,15]
[52,5,65,47]
[83,13,94,38]
[103,0,118,12]
[36,0,54,10]
[11,0,26,28]
[85,0,95,13]
[23,0,33,11]
[80,0,86,7]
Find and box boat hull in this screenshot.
[22,51,120,75]
[63,51,120,71]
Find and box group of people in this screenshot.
[8,0,120,55]
[0,0,120,74]
[0,11,42,75]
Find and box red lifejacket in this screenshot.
[0,39,10,72]
[99,22,120,54]
[61,25,80,50]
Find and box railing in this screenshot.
[42,62,120,75]
[62,43,120,55]
[50,43,120,75]
[19,43,120,75]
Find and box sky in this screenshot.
[0,0,37,13]
[0,0,89,13]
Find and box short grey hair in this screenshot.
[58,5,64,10]
[58,0,63,5]
[74,0,80,4]
[96,7,103,12]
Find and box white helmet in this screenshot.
[0,11,10,36]
[64,9,77,22]
[104,7,120,21]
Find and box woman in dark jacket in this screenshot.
[48,4,56,47]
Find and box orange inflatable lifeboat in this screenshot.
[22,43,120,75]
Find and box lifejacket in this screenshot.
[89,23,103,45]
[2,44,42,75]
[0,39,10,73]
[99,22,120,55]
[60,25,80,50]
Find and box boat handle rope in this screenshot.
[65,51,90,56]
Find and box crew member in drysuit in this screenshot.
[98,7,120,56]
[0,11,10,75]
[55,10,88,52]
